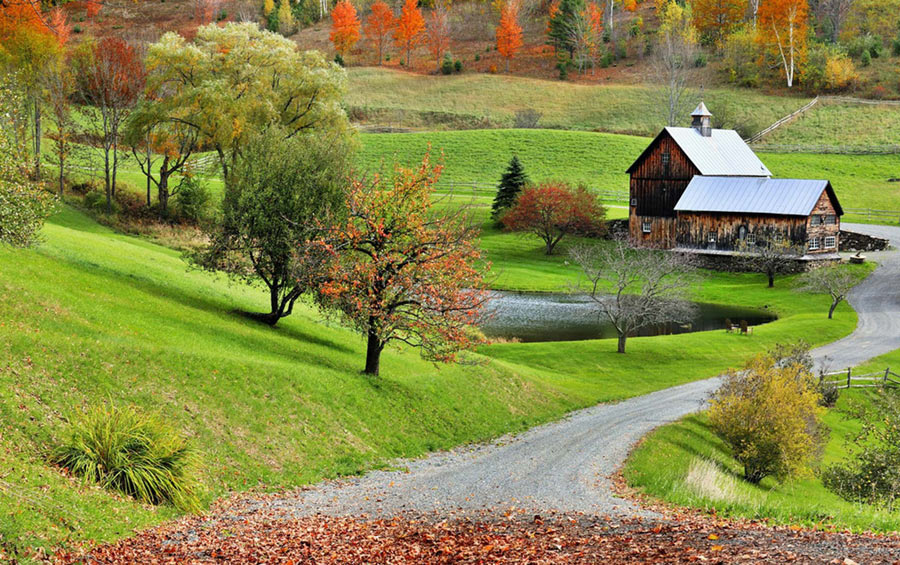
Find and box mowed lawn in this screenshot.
[0,204,869,556]
[624,386,900,533]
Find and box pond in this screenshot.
[480,291,776,343]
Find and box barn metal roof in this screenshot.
[674,176,843,216]
[691,102,712,117]
[664,127,772,177]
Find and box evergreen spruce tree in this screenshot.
[547,0,586,58]
[491,156,529,221]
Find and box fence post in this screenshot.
[886,367,891,385]
[847,367,852,389]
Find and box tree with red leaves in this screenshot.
[426,3,451,72]
[330,0,361,59]
[496,0,523,72]
[365,0,395,64]
[502,182,606,255]
[312,154,488,376]
[393,0,425,66]
[85,0,101,20]
[74,37,146,212]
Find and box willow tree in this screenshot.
[142,23,349,191]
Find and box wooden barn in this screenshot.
[626,103,843,258]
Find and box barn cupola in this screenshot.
[691,102,712,137]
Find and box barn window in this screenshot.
[747,233,756,245]
[708,234,717,243]
[739,226,747,240]
[809,237,820,251]
[631,198,637,206]
[810,215,822,226]
[661,151,670,166]
[825,236,836,248]
[642,220,652,233]
[825,215,836,225]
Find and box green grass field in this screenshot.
[355,129,900,219]
[624,386,900,533]
[0,202,870,557]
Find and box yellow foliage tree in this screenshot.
[708,351,824,484]
[263,0,274,16]
[277,0,294,35]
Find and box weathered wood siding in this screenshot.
[629,215,678,248]
[805,190,841,253]
[629,132,699,248]
[675,212,807,251]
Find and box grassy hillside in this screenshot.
[624,387,900,533]
[346,68,805,136]
[756,100,900,148]
[0,203,868,558]
[356,129,900,217]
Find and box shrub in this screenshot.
[441,53,453,75]
[489,63,498,73]
[861,49,872,67]
[722,27,761,87]
[693,52,707,68]
[708,348,825,484]
[822,390,900,510]
[846,34,882,60]
[84,190,120,214]
[73,24,82,33]
[454,59,462,72]
[804,44,858,92]
[513,108,542,128]
[893,37,900,57]
[474,53,481,61]
[869,85,888,99]
[70,181,96,196]
[53,405,200,512]
[114,186,146,216]
[176,176,211,223]
[816,379,840,408]
[334,53,345,67]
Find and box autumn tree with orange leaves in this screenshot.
[502,182,606,255]
[426,3,451,72]
[74,37,146,212]
[365,0,395,64]
[0,1,61,178]
[330,0,361,59]
[758,0,808,87]
[496,0,523,72]
[692,0,744,45]
[394,0,425,66]
[311,154,488,376]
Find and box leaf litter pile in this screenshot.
[55,499,900,564]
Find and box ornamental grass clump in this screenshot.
[708,348,825,484]
[53,405,200,512]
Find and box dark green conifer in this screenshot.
[491,156,529,221]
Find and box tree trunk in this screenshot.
[768,272,775,288]
[158,156,171,216]
[58,153,65,197]
[617,333,627,354]
[364,329,382,375]
[33,102,41,179]
[145,139,152,207]
[828,299,839,319]
[505,58,510,73]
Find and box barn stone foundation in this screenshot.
[840,230,890,252]
[671,248,841,273]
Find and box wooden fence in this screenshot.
[744,97,820,144]
[434,179,629,203]
[843,207,900,224]
[754,144,900,155]
[820,367,900,389]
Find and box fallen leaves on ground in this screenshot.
[53,503,900,564]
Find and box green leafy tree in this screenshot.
[143,23,349,191]
[708,348,825,484]
[0,75,55,246]
[491,155,529,222]
[192,128,352,326]
[548,0,586,58]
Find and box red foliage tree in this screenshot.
[394,0,425,66]
[85,0,101,20]
[426,3,451,71]
[76,37,146,212]
[692,0,744,44]
[502,182,606,255]
[49,7,70,46]
[311,154,488,376]
[330,0,361,58]
[365,0,395,64]
[496,0,523,72]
